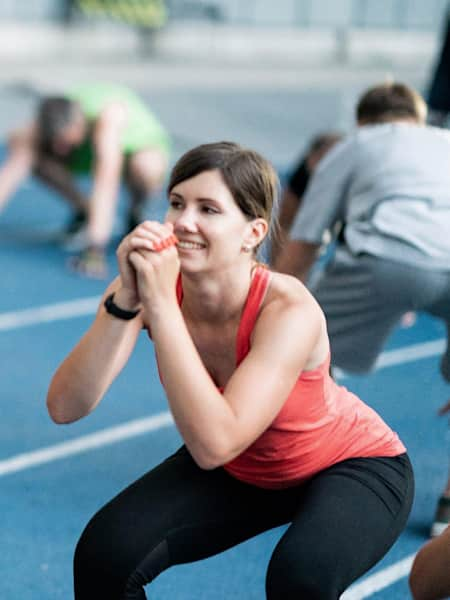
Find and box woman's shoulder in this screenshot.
[255,270,329,367]
[264,270,324,321]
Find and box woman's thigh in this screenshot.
[266,454,414,600]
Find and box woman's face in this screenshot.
[165,169,257,273]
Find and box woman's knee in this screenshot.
[74,502,171,598]
[266,548,340,600]
[74,510,113,579]
[127,149,168,194]
[74,504,132,591]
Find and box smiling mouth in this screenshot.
[177,241,206,250]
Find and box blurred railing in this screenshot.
[165,0,448,31]
[0,0,446,32]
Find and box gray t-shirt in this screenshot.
[289,122,450,270]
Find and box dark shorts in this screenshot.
[311,246,450,375]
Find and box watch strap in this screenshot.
[104,293,140,320]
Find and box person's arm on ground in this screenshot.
[87,104,125,247]
[409,525,450,600]
[34,155,88,215]
[0,126,35,213]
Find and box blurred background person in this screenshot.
[0,82,170,278]
[270,131,343,264]
[273,81,450,537]
[427,4,450,127]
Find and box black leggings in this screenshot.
[74,447,414,599]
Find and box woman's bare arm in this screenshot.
[47,279,144,424]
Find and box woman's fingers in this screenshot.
[150,234,178,252]
[128,232,178,253]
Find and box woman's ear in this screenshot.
[243,218,269,251]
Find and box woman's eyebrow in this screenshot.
[197,196,220,204]
[170,192,221,205]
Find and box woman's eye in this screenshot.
[169,200,182,209]
[202,206,218,214]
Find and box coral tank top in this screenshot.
[171,266,406,489]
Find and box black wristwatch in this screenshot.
[104,293,141,320]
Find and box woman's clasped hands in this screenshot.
[116,221,180,319]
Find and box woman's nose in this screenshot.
[174,209,197,232]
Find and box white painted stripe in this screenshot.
[0,297,100,331]
[334,338,446,380]
[0,411,173,477]
[375,339,446,369]
[341,553,416,599]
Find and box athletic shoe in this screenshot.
[67,248,108,279]
[430,495,450,538]
[61,211,89,251]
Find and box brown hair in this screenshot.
[36,96,80,151]
[308,132,343,155]
[168,141,280,248]
[356,82,427,125]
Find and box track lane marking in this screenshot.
[0,412,173,477]
[341,554,416,599]
[0,297,101,331]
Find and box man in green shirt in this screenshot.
[0,83,171,278]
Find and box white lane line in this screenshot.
[375,339,446,369]
[0,411,173,477]
[0,297,101,331]
[341,553,416,599]
[333,338,446,379]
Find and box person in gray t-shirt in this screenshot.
[274,81,450,538]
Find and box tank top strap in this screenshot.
[176,274,183,305]
[236,266,271,365]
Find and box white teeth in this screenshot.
[177,241,205,249]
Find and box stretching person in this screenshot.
[270,131,342,264]
[47,142,413,599]
[274,82,450,537]
[0,82,170,278]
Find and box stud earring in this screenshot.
[242,245,252,253]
